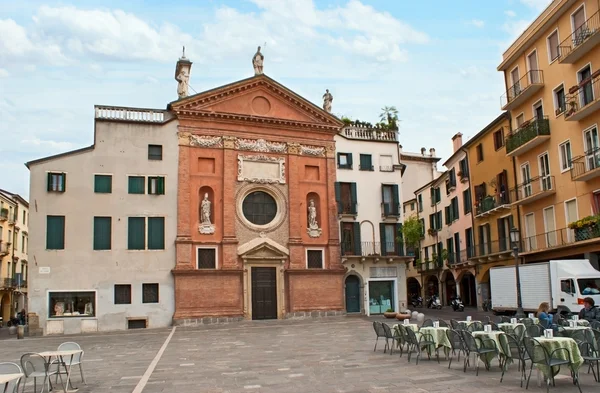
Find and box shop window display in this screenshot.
[49,291,96,318]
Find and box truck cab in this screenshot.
[552,260,600,315]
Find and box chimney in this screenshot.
[421,147,426,156]
[452,133,463,153]
[429,148,436,157]
[398,144,403,154]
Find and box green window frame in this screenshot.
[359,154,373,171]
[128,176,145,194]
[148,144,163,160]
[148,177,165,195]
[47,173,66,192]
[128,217,146,250]
[46,215,65,250]
[148,217,165,250]
[93,217,112,250]
[94,175,112,193]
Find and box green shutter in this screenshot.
[429,214,435,230]
[350,182,358,214]
[94,175,112,193]
[353,222,361,256]
[46,216,65,249]
[392,184,399,215]
[128,217,146,250]
[435,187,441,203]
[61,173,66,192]
[148,217,165,250]
[396,223,404,256]
[158,177,165,195]
[379,223,386,254]
[437,211,442,230]
[347,153,353,168]
[445,206,450,224]
[334,182,342,214]
[418,194,423,212]
[454,197,459,219]
[337,153,342,167]
[420,218,425,237]
[47,173,52,191]
[93,217,111,250]
[128,176,145,194]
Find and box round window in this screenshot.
[242,191,277,226]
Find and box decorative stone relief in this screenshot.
[307,199,322,238]
[236,138,287,153]
[198,193,215,234]
[325,144,336,158]
[237,154,286,184]
[287,142,301,155]
[190,135,223,148]
[300,144,326,157]
[223,136,237,149]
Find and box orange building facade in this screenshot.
[169,74,346,323]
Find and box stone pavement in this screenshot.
[1,316,597,392]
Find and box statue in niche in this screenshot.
[307,199,322,238]
[198,192,215,234]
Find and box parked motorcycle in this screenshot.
[427,295,442,310]
[450,295,465,312]
[482,298,492,312]
[411,295,423,308]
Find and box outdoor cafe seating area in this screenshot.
[0,341,86,393]
[373,315,600,392]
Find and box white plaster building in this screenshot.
[399,147,443,212]
[334,126,411,316]
[26,106,178,335]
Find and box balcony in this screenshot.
[505,117,551,156]
[418,258,444,272]
[381,203,400,218]
[501,70,544,111]
[468,239,513,263]
[475,193,511,218]
[558,11,600,64]
[564,72,600,122]
[341,241,405,258]
[447,249,470,266]
[571,147,600,181]
[521,226,600,255]
[510,175,555,206]
[0,208,7,221]
[0,278,17,290]
[341,125,398,142]
[95,105,172,123]
[0,241,9,256]
[338,202,357,216]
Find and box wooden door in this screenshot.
[345,275,361,313]
[251,267,277,320]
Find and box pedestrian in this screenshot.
[578,297,600,322]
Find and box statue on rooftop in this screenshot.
[322,89,333,113]
[252,46,264,75]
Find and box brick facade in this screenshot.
[170,75,345,322]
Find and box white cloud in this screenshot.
[0,68,8,77]
[0,18,67,67]
[467,19,485,28]
[505,10,516,18]
[502,19,532,42]
[20,137,77,151]
[520,0,552,11]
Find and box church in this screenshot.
[170,49,347,323]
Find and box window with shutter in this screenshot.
[47,173,66,192]
[94,175,112,193]
[547,30,559,61]
[419,218,425,237]
[114,285,131,304]
[46,215,65,249]
[148,217,165,250]
[463,189,472,214]
[93,216,111,250]
[359,154,373,171]
[417,194,423,212]
[337,153,352,169]
[436,211,442,230]
[128,176,145,194]
[128,217,145,250]
[148,177,165,195]
[444,206,450,224]
[429,214,435,230]
[148,144,163,160]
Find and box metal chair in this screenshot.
[526,324,544,337]
[491,322,500,331]
[460,330,499,376]
[467,321,484,332]
[55,342,86,386]
[591,321,600,330]
[500,333,529,386]
[568,330,587,344]
[0,362,23,393]
[483,316,491,325]
[501,316,511,323]
[446,329,465,369]
[522,336,582,392]
[578,340,600,382]
[494,316,503,324]
[512,324,526,342]
[381,323,396,355]
[521,317,534,327]
[20,353,61,393]
[437,319,449,328]
[395,325,408,357]
[372,321,386,352]
[421,319,434,328]
[405,327,439,365]
[450,319,462,330]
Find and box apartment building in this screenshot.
[335,125,411,315]
[498,0,600,267]
[400,147,443,202]
[26,106,178,334]
[462,113,519,306]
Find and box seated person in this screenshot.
[536,302,553,328]
[578,297,600,322]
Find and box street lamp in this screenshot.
[510,227,525,318]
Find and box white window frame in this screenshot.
[552,83,566,116]
[592,188,600,215]
[558,139,573,172]
[196,245,219,269]
[582,124,600,169]
[532,99,544,119]
[510,65,520,86]
[526,48,539,73]
[46,289,98,319]
[523,212,537,251]
[515,112,525,129]
[546,28,560,64]
[338,153,350,167]
[564,197,579,242]
[570,3,587,34]
[47,171,66,192]
[305,248,325,269]
[542,205,557,246]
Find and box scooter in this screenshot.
[427,295,442,310]
[450,295,465,312]
[411,295,423,308]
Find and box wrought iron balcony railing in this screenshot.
[337,202,357,215]
[341,241,404,257]
[501,70,544,110]
[571,146,600,181]
[510,175,555,205]
[475,193,511,217]
[564,72,600,121]
[505,117,550,155]
[381,203,400,217]
[522,226,600,253]
[558,10,600,63]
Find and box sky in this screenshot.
[0,0,554,199]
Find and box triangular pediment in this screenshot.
[170,74,342,129]
[237,237,289,258]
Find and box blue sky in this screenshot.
[0,0,552,198]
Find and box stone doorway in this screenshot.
[251,267,278,320]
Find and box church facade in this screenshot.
[170,72,346,323]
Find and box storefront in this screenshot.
[368,279,396,315]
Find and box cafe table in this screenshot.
[472,330,507,367]
[534,337,583,383]
[38,349,83,393]
[393,323,419,333]
[1,373,23,393]
[419,326,451,356]
[498,322,524,334]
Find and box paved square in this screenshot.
[2,317,597,392]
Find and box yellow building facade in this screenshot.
[498,0,600,266]
[462,113,521,303]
